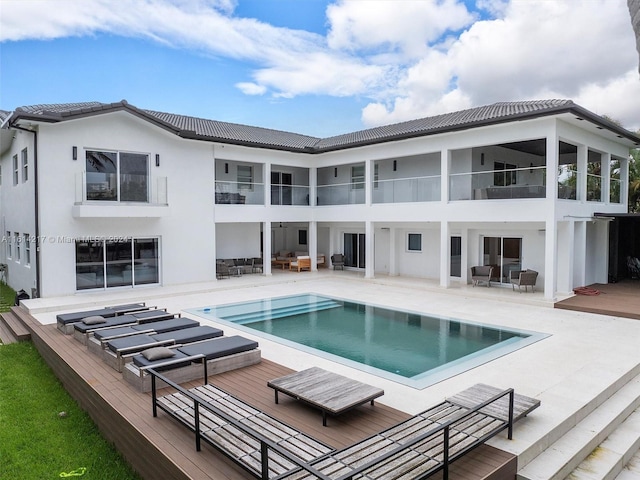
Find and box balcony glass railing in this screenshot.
[372,175,441,203]
[450,166,547,201]
[75,172,167,204]
[586,173,602,202]
[557,167,578,200]
[215,181,264,205]
[317,182,365,205]
[270,184,310,206]
[610,178,621,204]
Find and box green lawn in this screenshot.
[0,341,141,479]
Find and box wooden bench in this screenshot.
[276,384,540,480]
[149,370,334,479]
[268,367,384,426]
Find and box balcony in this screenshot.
[271,184,310,206]
[73,172,169,218]
[317,181,365,206]
[450,166,547,201]
[215,181,264,205]
[373,175,440,203]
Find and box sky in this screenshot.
[1,0,639,138]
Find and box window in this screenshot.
[373,163,379,189]
[13,154,18,185]
[75,237,159,290]
[237,165,253,190]
[21,148,28,182]
[6,231,11,259]
[298,229,308,246]
[14,233,20,263]
[494,162,517,186]
[24,234,31,266]
[407,233,422,252]
[86,150,149,202]
[351,165,365,189]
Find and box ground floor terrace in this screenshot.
[21,270,640,479]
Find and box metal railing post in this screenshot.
[194,401,201,452]
[508,390,514,439]
[261,441,269,479]
[151,373,157,417]
[443,425,450,480]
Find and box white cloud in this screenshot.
[1,0,638,133]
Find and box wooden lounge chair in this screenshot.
[278,383,540,480]
[123,335,261,392]
[73,309,178,345]
[56,302,149,334]
[102,325,224,372]
[510,269,538,292]
[289,255,311,272]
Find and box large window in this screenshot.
[86,150,149,202]
[14,233,20,263]
[24,234,31,266]
[494,162,517,187]
[75,237,159,290]
[351,165,365,189]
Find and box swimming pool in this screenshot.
[188,293,548,389]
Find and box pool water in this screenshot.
[189,293,547,388]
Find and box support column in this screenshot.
[264,162,271,206]
[309,167,317,207]
[573,221,586,288]
[440,221,450,288]
[263,221,272,276]
[309,221,318,271]
[441,149,450,203]
[460,227,469,285]
[365,160,373,206]
[544,217,557,301]
[577,144,587,202]
[389,227,397,276]
[365,221,374,279]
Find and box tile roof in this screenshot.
[5,99,638,152]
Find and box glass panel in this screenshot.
[120,153,148,202]
[86,151,117,201]
[351,165,365,190]
[237,165,253,190]
[358,233,366,268]
[558,141,578,200]
[587,150,602,202]
[271,171,281,205]
[483,237,501,282]
[451,236,461,277]
[502,237,522,283]
[76,241,105,290]
[105,240,132,288]
[133,238,159,285]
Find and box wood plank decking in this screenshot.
[555,281,640,319]
[19,311,517,480]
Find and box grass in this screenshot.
[0,341,141,480]
[0,282,16,313]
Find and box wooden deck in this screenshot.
[555,281,640,319]
[21,312,517,480]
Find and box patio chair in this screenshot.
[216,260,230,279]
[510,269,538,293]
[470,265,493,287]
[331,254,345,270]
[252,257,263,273]
[290,255,311,272]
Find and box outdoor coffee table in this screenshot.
[267,366,384,426]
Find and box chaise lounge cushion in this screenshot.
[151,326,223,344]
[178,335,258,360]
[142,346,176,361]
[74,314,139,334]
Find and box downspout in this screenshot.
[11,124,40,298]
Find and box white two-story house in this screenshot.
[1,99,638,301]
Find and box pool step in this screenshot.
[224,299,341,324]
[516,364,640,480]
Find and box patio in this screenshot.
[20,270,640,478]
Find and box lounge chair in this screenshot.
[123,335,261,392]
[510,269,539,292]
[289,255,311,272]
[73,309,179,345]
[471,265,493,287]
[331,253,345,270]
[102,325,224,372]
[56,302,148,334]
[87,317,201,355]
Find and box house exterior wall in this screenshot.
[33,111,216,297]
[1,105,635,299]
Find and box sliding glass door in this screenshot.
[482,236,522,284]
[344,233,366,269]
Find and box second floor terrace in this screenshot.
[212,138,629,209]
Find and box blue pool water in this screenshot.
[188,293,547,388]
